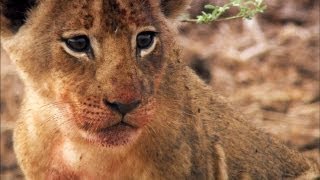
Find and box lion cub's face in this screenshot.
[1,0,190,147]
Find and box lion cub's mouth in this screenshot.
[79,120,140,147]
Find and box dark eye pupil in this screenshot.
[66,36,90,52]
[137,32,154,49]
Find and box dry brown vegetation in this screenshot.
[1,0,319,179]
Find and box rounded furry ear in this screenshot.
[160,0,191,19]
[1,0,38,35]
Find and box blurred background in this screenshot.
[1,0,319,179]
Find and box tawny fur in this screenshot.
[1,0,318,179]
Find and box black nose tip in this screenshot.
[104,100,141,115]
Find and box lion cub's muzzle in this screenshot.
[60,92,154,147]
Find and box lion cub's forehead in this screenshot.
[53,0,155,32]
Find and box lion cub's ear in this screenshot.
[160,0,191,19]
[0,0,38,36]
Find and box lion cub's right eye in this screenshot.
[65,36,91,53]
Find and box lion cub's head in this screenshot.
[1,0,190,147]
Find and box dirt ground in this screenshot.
[182,0,319,163]
[1,0,319,179]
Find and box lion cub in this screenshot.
[1,0,317,179]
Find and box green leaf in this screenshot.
[204,4,216,10]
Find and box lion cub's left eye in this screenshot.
[136,31,156,50]
[65,36,91,52]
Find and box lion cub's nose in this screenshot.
[103,99,141,115]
